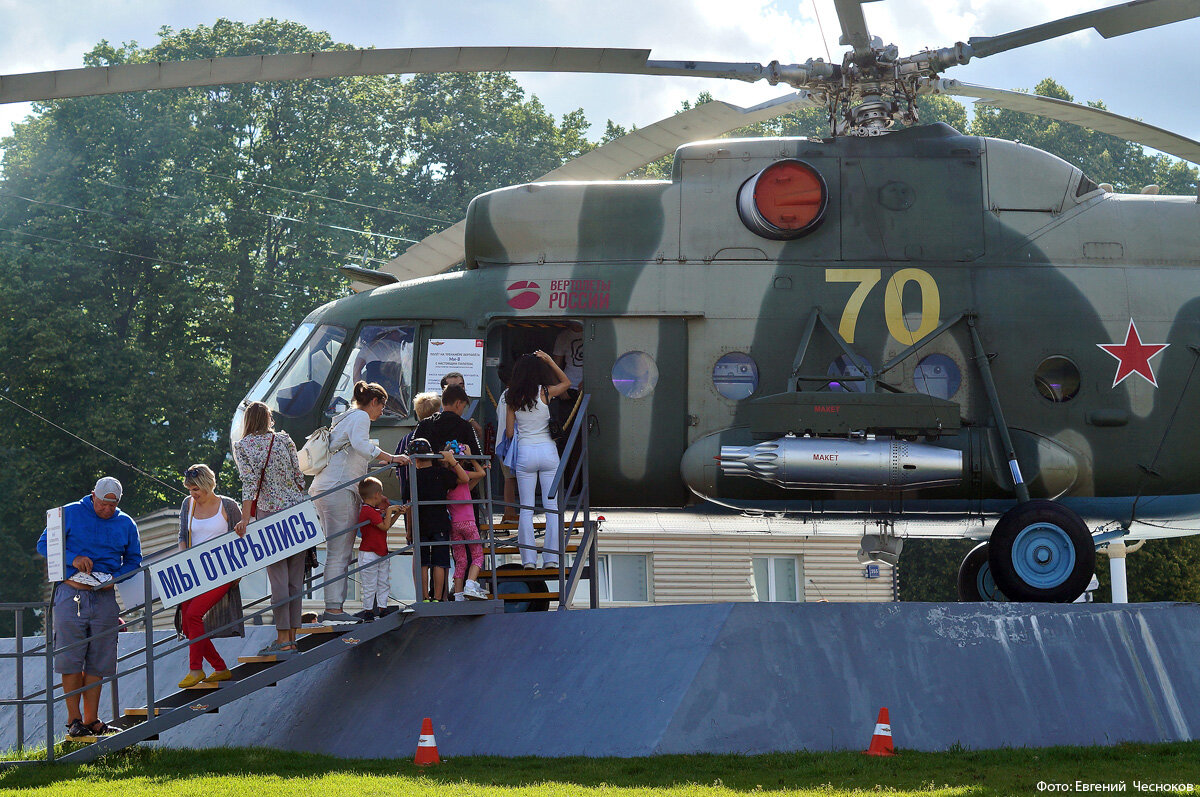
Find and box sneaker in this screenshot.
[318,610,362,625]
[523,562,538,569]
[453,593,466,601]
[543,561,560,569]
[378,605,399,616]
[352,609,375,622]
[464,583,488,600]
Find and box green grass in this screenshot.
[2,743,1200,795]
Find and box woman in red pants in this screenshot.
[176,464,243,688]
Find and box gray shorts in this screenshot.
[53,583,120,676]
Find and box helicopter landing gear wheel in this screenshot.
[956,543,1008,602]
[987,500,1094,602]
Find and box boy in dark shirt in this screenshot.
[401,438,468,602]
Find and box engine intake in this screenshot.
[719,435,961,490]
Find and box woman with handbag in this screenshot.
[233,401,308,655]
[505,351,572,569]
[176,464,244,688]
[309,381,408,624]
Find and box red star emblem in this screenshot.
[1097,319,1169,388]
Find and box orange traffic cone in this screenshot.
[414,717,441,765]
[863,707,895,756]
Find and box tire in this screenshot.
[987,500,1095,602]
[495,563,550,613]
[956,542,1008,602]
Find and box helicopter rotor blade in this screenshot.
[832,0,884,59]
[935,79,1200,165]
[0,46,773,105]
[964,0,1200,61]
[375,91,818,283]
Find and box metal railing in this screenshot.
[0,393,595,763]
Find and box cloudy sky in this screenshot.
[0,0,1197,151]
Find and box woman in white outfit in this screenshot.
[309,381,409,624]
[505,351,572,568]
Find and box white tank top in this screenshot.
[513,393,553,444]
[189,505,227,546]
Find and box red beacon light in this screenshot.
[736,159,828,240]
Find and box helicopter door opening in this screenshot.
[582,317,688,507]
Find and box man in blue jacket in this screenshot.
[37,476,141,737]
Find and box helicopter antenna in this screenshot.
[0,389,186,497]
[811,0,833,63]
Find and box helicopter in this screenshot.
[4,0,1199,604]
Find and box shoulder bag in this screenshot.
[298,411,352,476]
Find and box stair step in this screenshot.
[480,520,585,533]
[296,625,337,635]
[237,655,286,663]
[478,567,585,579]
[497,592,560,601]
[488,545,581,555]
[124,708,164,717]
[182,682,223,690]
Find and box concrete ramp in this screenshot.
[4,602,1199,756]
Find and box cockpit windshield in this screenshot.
[267,324,348,418]
[326,324,415,418]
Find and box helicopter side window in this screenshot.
[611,351,659,399]
[913,354,962,400]
[266,324,348,418]
[1035,357,1081,403]
[328,323,416,418]
[712,352,759,400]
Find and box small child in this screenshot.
[446,441,488,600]
[402,437,467,601]
[357,477,404,616]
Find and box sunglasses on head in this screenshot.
[184,467,201,479]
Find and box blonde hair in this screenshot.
[413,392,442,421]
[183,463,217,493]
[358,476,384,500]
[242,401,273,437]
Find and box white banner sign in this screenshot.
[45,506,64,582]
[424,338,484,396]
[151,500,324,608]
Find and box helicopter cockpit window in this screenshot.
[265,324,347,418]
[611,351,659,399]
[913,354,962,400]
[328,324,415,418]
[1076,174,1101,198]
[827,354,870,392]
[1035,357,1081,403]
[713,352,759,400]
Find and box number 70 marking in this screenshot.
[825,268,941,346]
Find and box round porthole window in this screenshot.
[1035,357,1081,403]
[611,351,659,399]
[713,352,759,400]
[827,354,869,393]
[913,353,962,400]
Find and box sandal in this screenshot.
[86,720,116,736]
[66,718,89,738]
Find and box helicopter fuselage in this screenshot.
[245,123,1200,541]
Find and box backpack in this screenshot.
[298,411,352,476]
